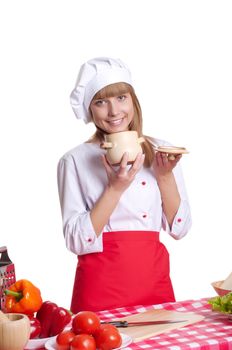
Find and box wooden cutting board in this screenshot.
[116,309,204,342]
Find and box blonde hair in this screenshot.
[88,82,154,167]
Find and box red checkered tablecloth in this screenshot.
[97,298,232,350]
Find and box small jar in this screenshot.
[100,131,145,165]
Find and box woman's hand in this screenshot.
[152,152,182,179]
[90,152,144,236]
[102,152,145,193]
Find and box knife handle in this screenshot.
[101,321,128,327]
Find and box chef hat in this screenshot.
[70,57,133,123]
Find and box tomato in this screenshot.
[56,330,76,350]
[94,324,122,350]
[94,324,118,339]
[70,334,96,350]
[72,311,101,335]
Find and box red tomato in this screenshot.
[94,324,118,339]
[56,330,76,350]
[94,324,122,350]
[95,324,118,333]
[71,334,96,350]
[72,311,101,335]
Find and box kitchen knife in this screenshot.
[102,320,187,327]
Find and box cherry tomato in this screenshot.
[70,334,96,350]
[72,311,101,335]
[94,324,118,339]
[56,330,76,350]
[94,324,122,350]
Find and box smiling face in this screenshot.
[89,83,135,134]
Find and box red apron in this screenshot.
[71,231,175,313]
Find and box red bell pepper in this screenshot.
[29,316,42,339]
[36,301,71,337]
[36,301,57,338]
[49,307,72,336]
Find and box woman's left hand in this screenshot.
[152,152,182,178]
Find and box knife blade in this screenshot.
[102,320,187,327]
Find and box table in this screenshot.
[97,298,232,350]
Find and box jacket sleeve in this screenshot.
[161,162,192,239]
[57,156,103,255]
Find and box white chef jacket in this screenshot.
[57,138,192,256]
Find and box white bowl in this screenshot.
[45,333,132,350]
[25,335,56,349]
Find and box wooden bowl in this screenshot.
[211,280,232,296]
[0,313,30,350]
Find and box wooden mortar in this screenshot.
[0,312,30,350]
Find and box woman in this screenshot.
[57,57,191,313]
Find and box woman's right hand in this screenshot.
[102,152,145,193]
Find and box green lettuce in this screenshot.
[209,292,232,314]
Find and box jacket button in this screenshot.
[142,214,147,218]
[141,181,146,185]
[177,218,182,223]
[87,238,92,242]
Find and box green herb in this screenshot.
[208,292,232,314]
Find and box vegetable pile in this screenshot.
[3,279,122,348]
[208,292,232,314]
[56,311,122,350]
[4,279,71,339]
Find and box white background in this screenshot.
[0,0,231,309]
